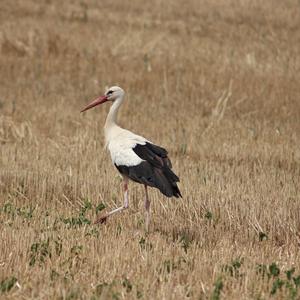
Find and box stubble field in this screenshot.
[1,0,300,299]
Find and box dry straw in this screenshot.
[1,0,300,299]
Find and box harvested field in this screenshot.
[1,0,300,299]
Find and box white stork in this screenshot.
[81,86,181,230]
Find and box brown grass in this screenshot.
[1,0,300,299]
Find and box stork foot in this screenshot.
[94,214,109,225]
[94,203,128,225]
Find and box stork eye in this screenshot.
[107,90,114,95]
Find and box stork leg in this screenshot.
[94,177,129,224]
[144,185,151,232]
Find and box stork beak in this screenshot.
[81,95,108,113]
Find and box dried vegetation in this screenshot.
[1,0,300,299]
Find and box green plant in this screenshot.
[1,202,35,219]
[122,278,132,293]
[139,237,153,251]
[0,276,17,293]
[256,263,300,298]
[95,202,106,214]
[61,200,93,228]
[211,277,223,300]
[179,232,193,253]
[29,238,51,266]
[221,258,244,278]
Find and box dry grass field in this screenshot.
[1,0,300,299]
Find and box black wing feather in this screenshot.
[115,142,182,198]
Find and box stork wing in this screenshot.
[133,142,173,170]
[114,140,181,197]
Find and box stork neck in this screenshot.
[104,98,123,137]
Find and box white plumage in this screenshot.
[103,90,150,167]
[107,128,147,167]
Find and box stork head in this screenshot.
[81,86,125,113]
[105,86,125,101]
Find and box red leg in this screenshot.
[94,177,129,224]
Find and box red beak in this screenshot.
[81,95,108,113]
